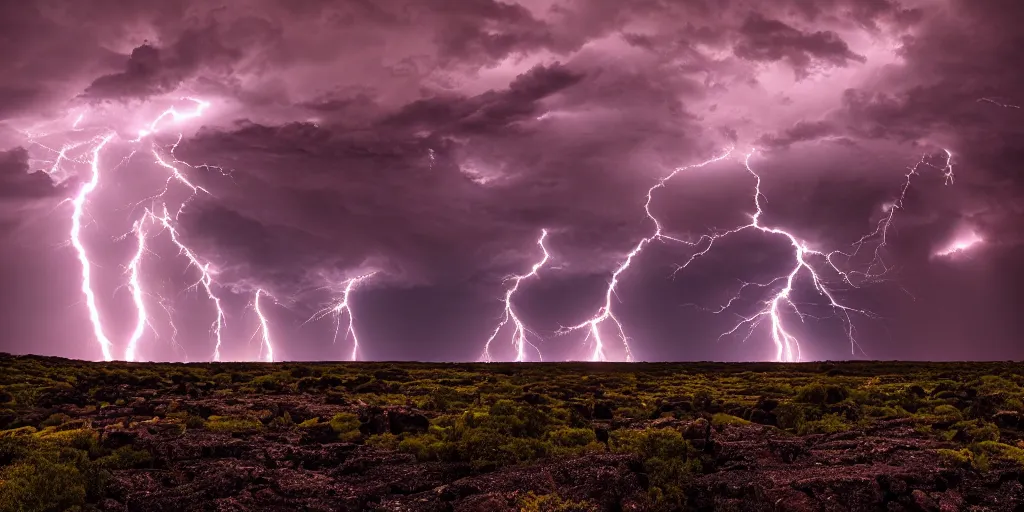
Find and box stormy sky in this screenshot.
[0,0,1021,363]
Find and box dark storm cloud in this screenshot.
[734,13,867,79]
[106,0,1019,303]
[0,147,63,239]
[756,120,837,149]
[0,147,60,200]
[432,0,554,65]
[84,29,241,100]
[0,0,1022,361]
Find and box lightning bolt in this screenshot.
[306,272,377,361]
[253,289,275,362]
[70,134,116,361]
[123,219,149,362]
[831,150,955,282]
[480,229,551,363]
[60,97,232,361]
[558,148,735,362]
[674,148,954,361]
[143,204,227,361]
[978,97,1020,109]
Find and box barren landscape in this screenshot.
[1,355,1023,511]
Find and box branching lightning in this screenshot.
[55,98,239,361]
[673,149,955,362]
[831,150,955,282]
[306,272,377,361]
[480,229,551,363]
[558,149,735,362]
[143,204,228,361]
[253,289,275,362]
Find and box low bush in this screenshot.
[205,415,263,432]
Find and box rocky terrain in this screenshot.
[1,356,1022,511]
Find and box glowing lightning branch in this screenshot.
[830,150,956,282]
[134,98,210,141]
[60,96,231,361]
[672,149,955,362]
[977,97,1020,109]
[123,219,150,362]
[558,148,735,362]
[934,230,984,258]
[253,289,275,362]
[480,229,551,363]
[71,135,116,361]
[306,272,377,361]
[144,205,228,361]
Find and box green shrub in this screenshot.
[711,413,750,427]
[774,403,807,432]
[932,405,963,420]
[489,400,518,416]
[547,428,596,447]
[297,417,321,428]
[518,491,595,512]
[0,427,37,439]
[398,434,448,461]
[498,437,551,464]
[0,459,86,512]
[458,427,510,467]
[270,411,294,428]
[35,428,99,453]
[799,413,850,435]
[329,413,361,442]
[206,415,263,432]
[109,445,151,466]
[795,383,848,405]
[952,420,999,442]
[972,441,1024,467]
[612,428,700,507]
[937,448,973,467]
[185,414,206,429]
[40,413,72,428]
[365,433,400,450]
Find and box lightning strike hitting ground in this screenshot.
[674,149,956,362]
[123,219,150,362]
[558,148,735,362]
[253,289,275,363]
[306,272,377,361]
[71,134,116,361]
[144,205,228,361]
[480,229,551,363]
[59,97,236,361]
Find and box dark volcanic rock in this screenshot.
[993,410,1020,429]
[593,402,614,420]
[0,408,16,429]
[359,406,429,436]
[388,408,429,434]
[750,408,778,426]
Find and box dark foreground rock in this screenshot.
[84,416,1024,511]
